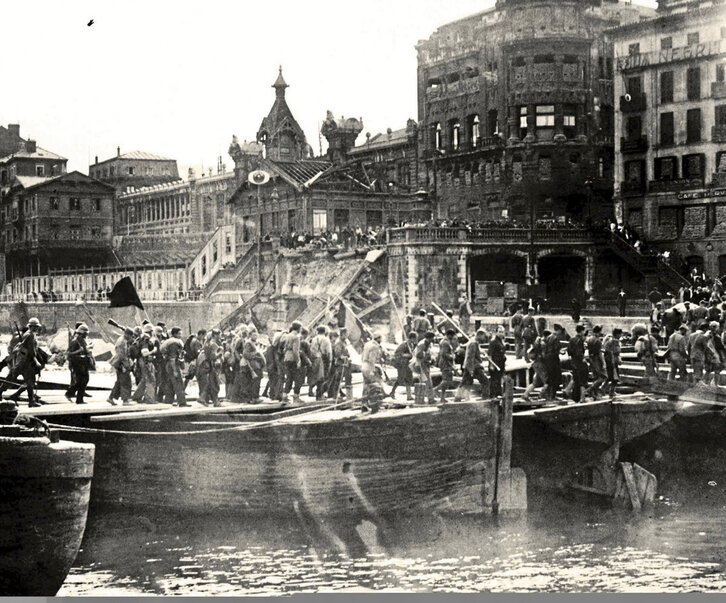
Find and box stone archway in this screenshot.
[468,252,527,298]
[536,251,587,309]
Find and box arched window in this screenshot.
[433,122,442,150]
[450,120,461,151]
[470,115,480,148]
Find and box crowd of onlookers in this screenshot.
[278,226,387,250]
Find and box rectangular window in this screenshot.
[69,198,81,211]
[627,76,642,98]
[718,64,725,83]
[69,228,81,240]
[93,198,101,211]
[660,71,673,103]
[563,104,576,138]
[660,112,674,146]
[716,105,726,126]
[225,234,232,254]
[535,105,555,127]
[661,37,672,50]
[687,108,702,143]
[687,32,700,46]
[682,154,705,179]
[127,166,134,175]
[35,165,44,177]
[91,227,101,239]
[687,67,700,101]
[519,106,528,139]
[626,115,642,139]
[628,43,640,56]
[655,156,678,181]
[50,197,59,210]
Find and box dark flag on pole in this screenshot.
[108,276,144,311]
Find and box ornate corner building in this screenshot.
[385,0,676,314]
[611,0,726,277]
[416,0,657,225]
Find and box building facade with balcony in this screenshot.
[416,0,654,224]
[0,170,116,282]
[612,0,726,276]
[89,149,181,192]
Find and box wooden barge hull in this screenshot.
[54,401,501,517]
[0,437,94,596]
[512,399,679,498]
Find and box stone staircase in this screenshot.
[606,233,689,294]
[205,243,260,297]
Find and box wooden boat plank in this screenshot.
[90,401,294,422]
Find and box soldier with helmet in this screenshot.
[2,317,44,407]
[66,322,92,405]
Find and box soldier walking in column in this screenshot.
[66,323,91,405]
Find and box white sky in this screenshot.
[5,0,656,175]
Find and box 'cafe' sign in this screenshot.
[617,39,723,72]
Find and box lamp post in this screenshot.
[248,169,271,289]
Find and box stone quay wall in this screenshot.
[0,301,238,336]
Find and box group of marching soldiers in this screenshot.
[102,320,356,407]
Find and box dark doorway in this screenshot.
[469,253,526,297]
[334,209,349,231]
[538,254,585,308]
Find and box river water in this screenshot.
[59,494,726,595]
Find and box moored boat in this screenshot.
[0,402,94,596]
[48,392,526,518]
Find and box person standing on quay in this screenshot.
[198,329,222,406]
[510,306,524,359]
[488,325,507,398]
[160,327,187,406]
[328,328,352,401]
[567,324,588,403]
[666,324,689,382]
[66,323,91,405]
[390,331,417,400]
[414,331,437,404]
[543,324,565,400]
[603,328,623,398]
[584,326,606,399]
[455,329,490,401]
[8,317,44,408]
[618,288,627,318]
[434,329,458,403]
[458,295,473,336]
[282,321,303,404]
[108,328,134,405]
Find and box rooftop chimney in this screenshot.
[8,124,20,138]
[94,155,98,165]
[117,146,121,157]
[25,140,36,153]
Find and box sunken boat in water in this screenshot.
[0,402,94,596]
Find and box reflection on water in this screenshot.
[60,498,726,595]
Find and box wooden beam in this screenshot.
[357,294,391,319]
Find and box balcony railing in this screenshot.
[620,136,649,154]
[648,178,705,193]
[712,125,726,143]
[619,93,647,113]
[712,81,726,100]
[6,239,111,252]
[386,226,595,245]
